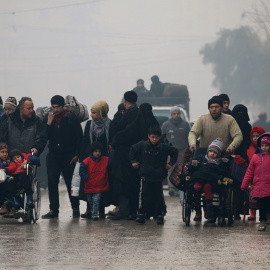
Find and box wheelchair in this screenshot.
[4,164,41,224]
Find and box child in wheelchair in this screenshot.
[6,149,40,211]
[187,138,232,223]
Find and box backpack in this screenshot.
[64,95,89,123]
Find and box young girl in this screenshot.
[189,138,230,223]
[79,142,110,220]
[241,133,270,231]
[246,126,265,221]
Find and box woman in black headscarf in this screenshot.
[139,103,159,140]
[231,104,252,219]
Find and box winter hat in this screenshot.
[4,97,17,109]
[219,94,230,103]
[208,96,223,108]
[260,136,270,147]
[90,141,104,154]
[51,95,65,107]
[208,137,224,156]
[0,143,8,150]
[118,103,125,112]
[124,90,137,103]
[170,106,181,115]
[137,79,144,85]
[250,126,265,146]
[9,149,23,160]
[91,100,109,120]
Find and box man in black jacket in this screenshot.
[108,90,143,220]
[0,96,47,155]
[42,95,83,219]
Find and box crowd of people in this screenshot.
[0,88,269,231]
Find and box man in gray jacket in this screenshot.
[161,106,190,196]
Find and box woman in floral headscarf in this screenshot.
[79,100,112,219]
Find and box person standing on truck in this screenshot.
[132,79,149,97]
[149,75,167,97]
[161,106,190,197]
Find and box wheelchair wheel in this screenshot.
[32,178,41,222]
[227,186,235,226]
[27,207,34,224]
[182,190,191,226]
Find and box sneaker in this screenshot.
[258,221,266,231]
[42,210,58,219]
[168,187,178,197]
[0,205,8,215]
[156,215,164,225]
[81,210,92,219]
[135,214,145,224]
[107,206,119,216]
[92,215,99,221]
[73,208,80,218]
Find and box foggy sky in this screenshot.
[0,0,263,120]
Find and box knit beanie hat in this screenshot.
[51,95,65,107]
[90,141,104,154]
[124,90,137,103]
[170,106,181,115]
[10,149,23,160]
[91,100,109,120]
[137,79,144,85]
[208,96,223,108]
[260,136,270,147]
[0,143,8,150]
[208,138,224,156]
[219,94,230,103]
[4,97,17,109]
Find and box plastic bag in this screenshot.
[71,163,81,197]
[0,170,6,184]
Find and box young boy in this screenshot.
[7,149,40,210]
[79,142,110,220]
[130,125,178,225]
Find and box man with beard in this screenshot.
[189,96,243,153]
[0,96,46,155]
[108,90,143,220]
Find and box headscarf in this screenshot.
[90,100,111,152]
[250,126,265,147]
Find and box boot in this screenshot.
[12,197,20,210]
[81,210,92,219]
[193,212,202,221]
[248,209,256,221]
[27,195,34,209]
[135,214,145,224]
[0,205,8,215]
[258,221,266,231]
[206,204,216,223]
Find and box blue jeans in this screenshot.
[87,193,101,216]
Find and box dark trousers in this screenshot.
[46,152,79,213]
[138,179,165,217]
[0,182,9,205]
[8,173,33,196]
[258,196,270,221]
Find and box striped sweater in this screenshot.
[188,113,243,150]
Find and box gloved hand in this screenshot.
[191,160,198,167]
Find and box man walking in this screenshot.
[42,95,83,219]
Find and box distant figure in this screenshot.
[253,112,270,131]
[149,75,167,97]
[219,94,232,115]
[36,107,44,121]
[133,79,149,97]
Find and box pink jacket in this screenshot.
[241,152,270,198]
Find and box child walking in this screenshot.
[79,142,110,220]
[130,126,178,225]
[241,132,270,231]
[246,126,265,221]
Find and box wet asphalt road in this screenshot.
[0,183,270,270]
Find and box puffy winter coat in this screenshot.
[80,156,109,194]
[241,152,270,198]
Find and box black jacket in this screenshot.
[130,141,178,181]
[0,109,47,155]
[45,110,83,156]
